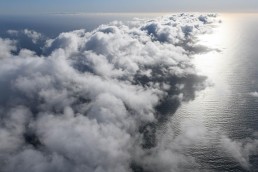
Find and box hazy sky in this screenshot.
[0,0,258,14]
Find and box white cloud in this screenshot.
[0,13,220,172]
[220,135,258,169]
[249,91,258,98]
[7,29,19,36]
[135,120,208,172]
[0,38,16,58]
[23,29,42,44]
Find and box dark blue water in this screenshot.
[0,13,162,37]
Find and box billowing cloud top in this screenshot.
[0,13,227,172]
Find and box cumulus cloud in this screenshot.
[0,13,220,172]
[6,29,45,55]
[7,29,42,44]
[249,91,258,98]
[220,135,258,169]
[23,29,42,44]
[0,38,16,58]
[133,120,209,172]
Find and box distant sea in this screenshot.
[0,13,165,37]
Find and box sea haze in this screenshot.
[0,13,165,37]
[0,13,258,172]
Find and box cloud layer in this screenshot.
[0,13,232,172]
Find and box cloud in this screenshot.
[220,135,258,169]
[0,38,16,59]
[133,120,209,172]
[0,13,220,172]
[23,29,42,44]
[7,30,19,36]
[6,29,45,55]
[7,29,43,44]
[249,91,258,98]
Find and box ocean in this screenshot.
[170,13,258,171]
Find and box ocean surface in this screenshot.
[0,13,164,37]
[1,13,258,171]
[170,13,258,171]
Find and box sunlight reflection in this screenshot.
[193,14,229,77]
[193,15,236,99]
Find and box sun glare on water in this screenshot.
[193,14,232,79]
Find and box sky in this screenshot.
[0,0,258,14]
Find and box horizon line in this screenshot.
[0,10,258,16]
